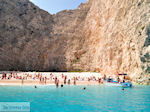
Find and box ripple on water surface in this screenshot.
[0,85,149,112]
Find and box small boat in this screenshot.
[104,73,132,88]
[104,81,132,88]
[121,82,132,87]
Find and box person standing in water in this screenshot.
[56,79,59,88]
[73,77,76,85]
[44,77,47,84]
[55,77,57,85]
[64,76,67,84]
[21,77,24,85]
[39,76,42,84]
[98,78,101,84]
[68,79,71,85]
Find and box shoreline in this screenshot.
[0,80,102,86]
[0,80,149,86]
[0,72,103,86]
[0,83,149,86]
[0,72,149,86]
[0,84,101,86]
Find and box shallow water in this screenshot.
[0,85,149,112]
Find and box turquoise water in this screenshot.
[0,85,150,112]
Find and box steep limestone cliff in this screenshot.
[76,0,150,84]
[0,0,149,84]
[0,0,54,71]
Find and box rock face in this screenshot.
[0,0,150,83]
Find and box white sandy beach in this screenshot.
[0,72,103,86]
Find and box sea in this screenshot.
[0,85,149,112]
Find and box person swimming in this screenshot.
[83,87,86,90]
[61,84,63,87]
[34,85,37,88]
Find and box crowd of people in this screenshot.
[0,72,104,86]
[0,72,129,87]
